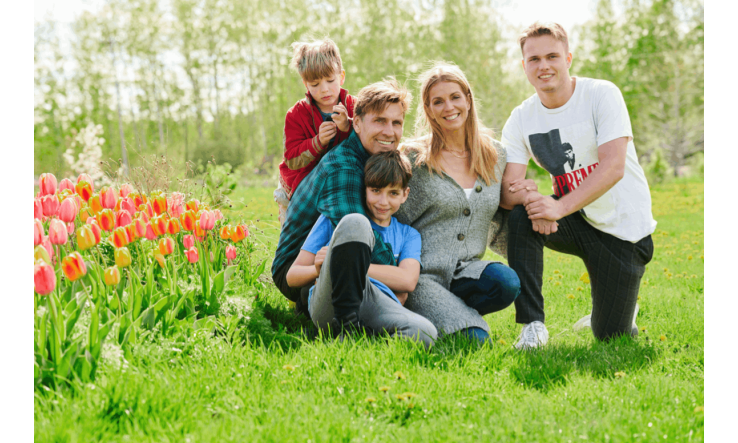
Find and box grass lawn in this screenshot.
[34,180,704,442]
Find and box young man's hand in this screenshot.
[318,122,337,148]
[314,246,329,276]
[531,219,558,235]
[525,193,566,221]
[332,104,350,132]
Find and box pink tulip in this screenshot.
[116,209,132,228]
[67,222,75,235]
[182,234,195,249]
[170,203,184,218]
[41,195,59,218]
[119,183,133,198]
[145,223,157,240]
[42,237,53,262]
[101,187,117,209]
[77,173,94,192]
[185,247,199,263]
[120,197,137,216]
[58,198,78,223]
[34,198,44,220]
[226,245,237,265]
[59,178,75,192]
[39,173,58,196]
[48,219,68,245]
[34,260,56,296]
[213,209,224,221]
[34,219,45,246]
[133,218,146,238]
[199,211,215,230]
[87,220,101,244]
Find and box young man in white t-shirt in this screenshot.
[500,22,657,349]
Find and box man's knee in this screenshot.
[508,205,531,232]
[333,213,374,247]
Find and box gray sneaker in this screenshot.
[572,303,640,332]
[515,321,549,349]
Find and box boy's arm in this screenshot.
[286,249,319,288]
[367,259,420,293]
[283,109,327,171]
[318,168,396,266]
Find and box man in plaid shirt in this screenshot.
[272,78,412,329]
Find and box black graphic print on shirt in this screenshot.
[529,129,599,197]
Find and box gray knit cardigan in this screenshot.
[394,141,509,335]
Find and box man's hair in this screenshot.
[291,38,343,82]
[519,22,569,55]
[364,150,413,189]
[353,78,412,120]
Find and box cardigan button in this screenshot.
[457,233,465,241]
[463,208,471,216]
[475,185,482,193]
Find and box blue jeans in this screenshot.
[451,263,521,343]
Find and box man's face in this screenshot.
[522,35,572,95]
[353,103,405,155]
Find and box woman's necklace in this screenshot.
[443,148,470,159]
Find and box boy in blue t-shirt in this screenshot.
[286,150,437,348]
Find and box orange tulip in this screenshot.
[151,215,166,236]
[58,198,78,223]
[77,225,96,251]
[104,266,121,286]
[129,192,144,209]
[86,219,102,244]
[79,205,92,223]
[34,245,52,265]
[75,181,93,202]
[88,193,103,215]
[219,225,231,240]
[112,227,130,248]
[152,196,167,215]
[34,260,56,295]
[153,250,165,268]
[125,223,138,243]
[167,218,181,235]
[101,186,117,209]
[116,209,133,228]
[39,173,58,196]
[97,209,115,232]
[185,199,200,212]
[59,178,75,192]
[34,219,44,246]
[158,237,175,256]
[140,202,154,219]
[115,247,132,268]
[230,225,247,243]
[48,219,68,245]
[180,210,196,231]
[185,246,199,263]
[76,173,94,191]
[182,234,195,249]
[61,252,87,282]
[42,195,59,218]
[194,220,206,240]
[133,218,146,238]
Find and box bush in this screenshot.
[192,139,245,171]
[644,148,673,185]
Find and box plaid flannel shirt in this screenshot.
[271,130,397,275]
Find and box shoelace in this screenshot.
[522,323,540,343]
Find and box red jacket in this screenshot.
[278,88,355,198]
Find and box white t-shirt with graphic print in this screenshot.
[502,77,657,242]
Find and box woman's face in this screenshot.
[427,81,471,133]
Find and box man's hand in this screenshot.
[395,292,408,306]
[314,246,329,276]
[531,219,558,235]
[524,193,566,221]
[318,121,337,147]
[507,178,538,195]
[332,104,350,132]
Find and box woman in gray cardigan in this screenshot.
[395,63,528,342]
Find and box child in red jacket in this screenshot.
[275,38,355,226]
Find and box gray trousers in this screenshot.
[308,214,438,349]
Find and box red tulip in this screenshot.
[230,225,247,243]
[112,227,130,248]
[58,198,78,223]
[119,183,133,198]
[125,223,138,243]
[39,173,58,196]
[34,260,56,295]
[167,218,181,235]
[116,209,133,228]
[34,219,44,246]
[180,210,197,231]
[61,252,87,281]
[77,173,94,190]
[101,187,117,209]
[186,199,200,212]
[75,181,93,202]
[152,196,167,215]
[158,237,175,256]
[34,198,44,220]
[129,192,144,209]
[77,225,96,251]
[97,209,115,232]
[48,219,68,245]
[225,245,237,265]
[59,178,75,192]
[145,223,157,240]
[133,218,146,238]
[199,211,215,230]
[140,203,154,219]
[182,234,195,249]
[86,219,102,244]
[42,195,59,218]
[185,247,199,263]
[136,210,150,223]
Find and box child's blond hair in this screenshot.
[291,38,343,82]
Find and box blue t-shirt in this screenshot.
[301,214,422,307]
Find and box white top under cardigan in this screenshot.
[394,141,508,335]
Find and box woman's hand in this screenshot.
[314,246,329,276]
[508,178,538,194]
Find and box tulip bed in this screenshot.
[33,173,266,389]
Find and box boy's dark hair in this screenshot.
[364,150,413,189]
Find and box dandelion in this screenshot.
[579,272,590,284]
[394,371,405,380]
[660,335,667,341]
[498,338,507,345]
[694,406,704,413]
[379,386,391,392]
[614,371,626,378]
[641,326,647,332]
[555,282,561,286]
[554,270,560,274]
[365,397,376,403]
[282,365,295,371]
[576,286,584,291]
[566,294,575,299]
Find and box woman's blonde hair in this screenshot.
[405,62,499,185]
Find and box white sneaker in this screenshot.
[572,303,640,332]
[515,321,549,349]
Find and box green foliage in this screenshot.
[644,148,673,184]
[192,139,246,171]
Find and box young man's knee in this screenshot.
[403,318,438,349]
[508,205,532,232]
[333,213,374,245]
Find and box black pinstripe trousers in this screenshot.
[507,205,654,340]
